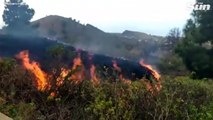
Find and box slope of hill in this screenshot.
[32,15,106,42]
[121,30,165,42]
[31,15,166,62]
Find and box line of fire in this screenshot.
[0,35,161,96]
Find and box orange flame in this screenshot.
[112,60,121,72]
[16,50,49,91]
[15,50,161,93]
[90,65,100,85]
[139,60,161,91]
[50,92,56,97]
[55,55,86,86]
[113,60,131,84]
[70,55,85,83]
[139,60,160,81]
[119,74,132,85]
[56,68,69,86]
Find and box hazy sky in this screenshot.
[0,0,195,36]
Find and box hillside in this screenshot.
[121,30,165,42]
[31,15,166,62]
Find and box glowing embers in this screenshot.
[16,50,49,91]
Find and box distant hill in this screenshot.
[121,30,165,42]
[31,15,105,42]
[31,15,166,62]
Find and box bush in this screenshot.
[0,58,213,120]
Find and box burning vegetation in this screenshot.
[15,50,49,91]
[0,35,162,97]
[15,49,161,93]
[1,55,213,120]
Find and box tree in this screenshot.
[167,28,181,45]
[165,28,181,50]
[175,0,213,78]
[2,0,35,32]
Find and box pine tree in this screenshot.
[175,0,213,78]
[2,0,35,32]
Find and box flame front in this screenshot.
[16,50,48,91]
[139,60,161,91]
[56,56,86,85]
[119,74,132,84]
[112,60,121,72]
[15,50,161,92]
[90,65,100,85]
[56,68,69,86]
[70,55,85,83]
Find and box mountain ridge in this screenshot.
[30,15,165,62]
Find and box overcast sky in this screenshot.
[0,0,195,36]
